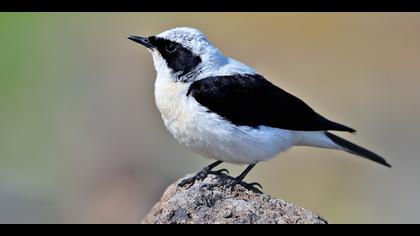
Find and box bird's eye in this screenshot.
[165,43,177,53]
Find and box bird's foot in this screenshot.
[226,179,263,194]
[178,167,229,188]
[179,161,226,188]
[239,182,263,194]
[178,167,210,187]
[208,168,229,175]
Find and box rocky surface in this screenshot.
[142,173,328,224]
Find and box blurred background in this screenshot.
[0,13,419,224]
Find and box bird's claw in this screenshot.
[226,179,263,194]
[178,167,210,187]
[209,168,229,175]
[241,182,263,194]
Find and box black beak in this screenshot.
[128,36,154,49]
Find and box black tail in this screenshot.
[325,132,391,168]
[317,115,356,133]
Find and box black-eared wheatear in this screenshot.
[128,27,390,190]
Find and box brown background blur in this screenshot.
[0,13,419,223]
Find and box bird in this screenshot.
[128,27,391,190]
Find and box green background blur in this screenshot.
[0,13,419,224]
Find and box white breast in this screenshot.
[154,75,299,164]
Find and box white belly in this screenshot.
[154,76,299,164]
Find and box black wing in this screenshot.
[187,74,355,132]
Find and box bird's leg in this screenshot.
[228,164,256,186]
[178,160,224,187]
[227,164,263,193]
[207,160,229,175]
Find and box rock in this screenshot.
[142,173,328,224]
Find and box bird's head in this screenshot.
[129,27,227,82]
